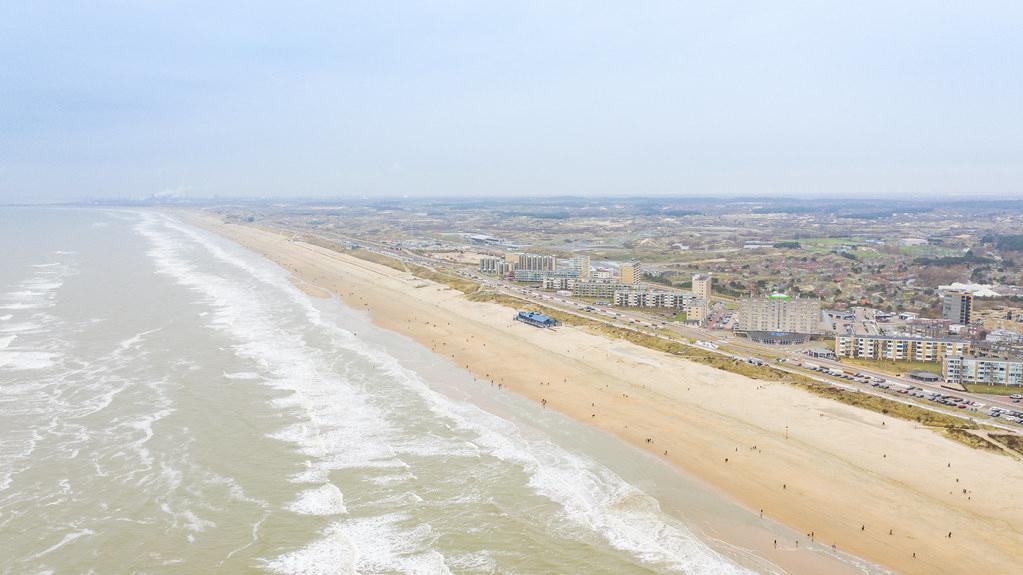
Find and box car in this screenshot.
[1011,394,1023,400]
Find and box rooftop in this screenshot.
[518,311,557,323]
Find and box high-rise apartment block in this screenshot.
[739,294,822,335]
[941,291,973,325]
[517,253,557,272]
[692,273,711,300]
[562,255,591,279]
[619,260,641,285]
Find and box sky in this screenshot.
[1,1,1021,203]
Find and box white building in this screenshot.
[612,289,695,309]
[692,273,711,301]
[561,255,591,279]
[479,256,511,275]
[944,356,1023,387]
[739,294,821,335]
[941,291,974,325]
[836,334,971,362]
[517,253,557,272]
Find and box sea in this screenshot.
[0,208,874,574]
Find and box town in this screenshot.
[205,196,1023,434]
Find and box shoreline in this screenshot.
[314,285,852,574]
[185,210,1023,574]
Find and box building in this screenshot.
[739,294,822,337]
[941,291,974,325]
[612,289,694,309]
[692,273,712,300]
[513,269,547,282]
[562,255,591,279]
[517,253,557,272]
[907,318,951,339]
[944,356,1023,387]
[515,310,560,328]
[685,298,709,325]
[613,290,648,308]
[572,280,631,299]
[479,256,500,274]
[908,370,942,383]
[541,276,573,290]
[479,256,511,276]
[619,260,641,285]
[835,334,972,362]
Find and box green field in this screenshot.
[964,384,1023,396]
[839,357,943,376]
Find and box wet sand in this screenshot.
[188,211,1023,575]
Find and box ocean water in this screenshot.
[0,208,861,574]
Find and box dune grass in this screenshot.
[989,434,1023,457]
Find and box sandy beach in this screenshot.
[189,212,1023,575]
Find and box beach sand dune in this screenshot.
[189,212,1023,575]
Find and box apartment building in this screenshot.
[685,298,709,324]
[562,255,591,279]
[692,273,711,300]
[941,291,974,325]
[619,260,641,285]
[479,256,511,275]
[573,280,631,299]
[612,290,695,309]
[835,334,972,362]
[944,356,1023,387]
[739,294,822,335]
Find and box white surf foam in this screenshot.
[138,212,754,575]
[289,483,347,516]
[116,328,162,354]
[223,371,261,380]
[0,350,59,370]
[264,523,358,575]
[0,322,43,334]
[289,307,756,573]
[135,213,453,573]
[445,550,497,573]
[22,529,96,562]
[394,365,754,574]
[267,514,452,575]
[0,303,44,310]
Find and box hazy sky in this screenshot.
[2,1,1021,202]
